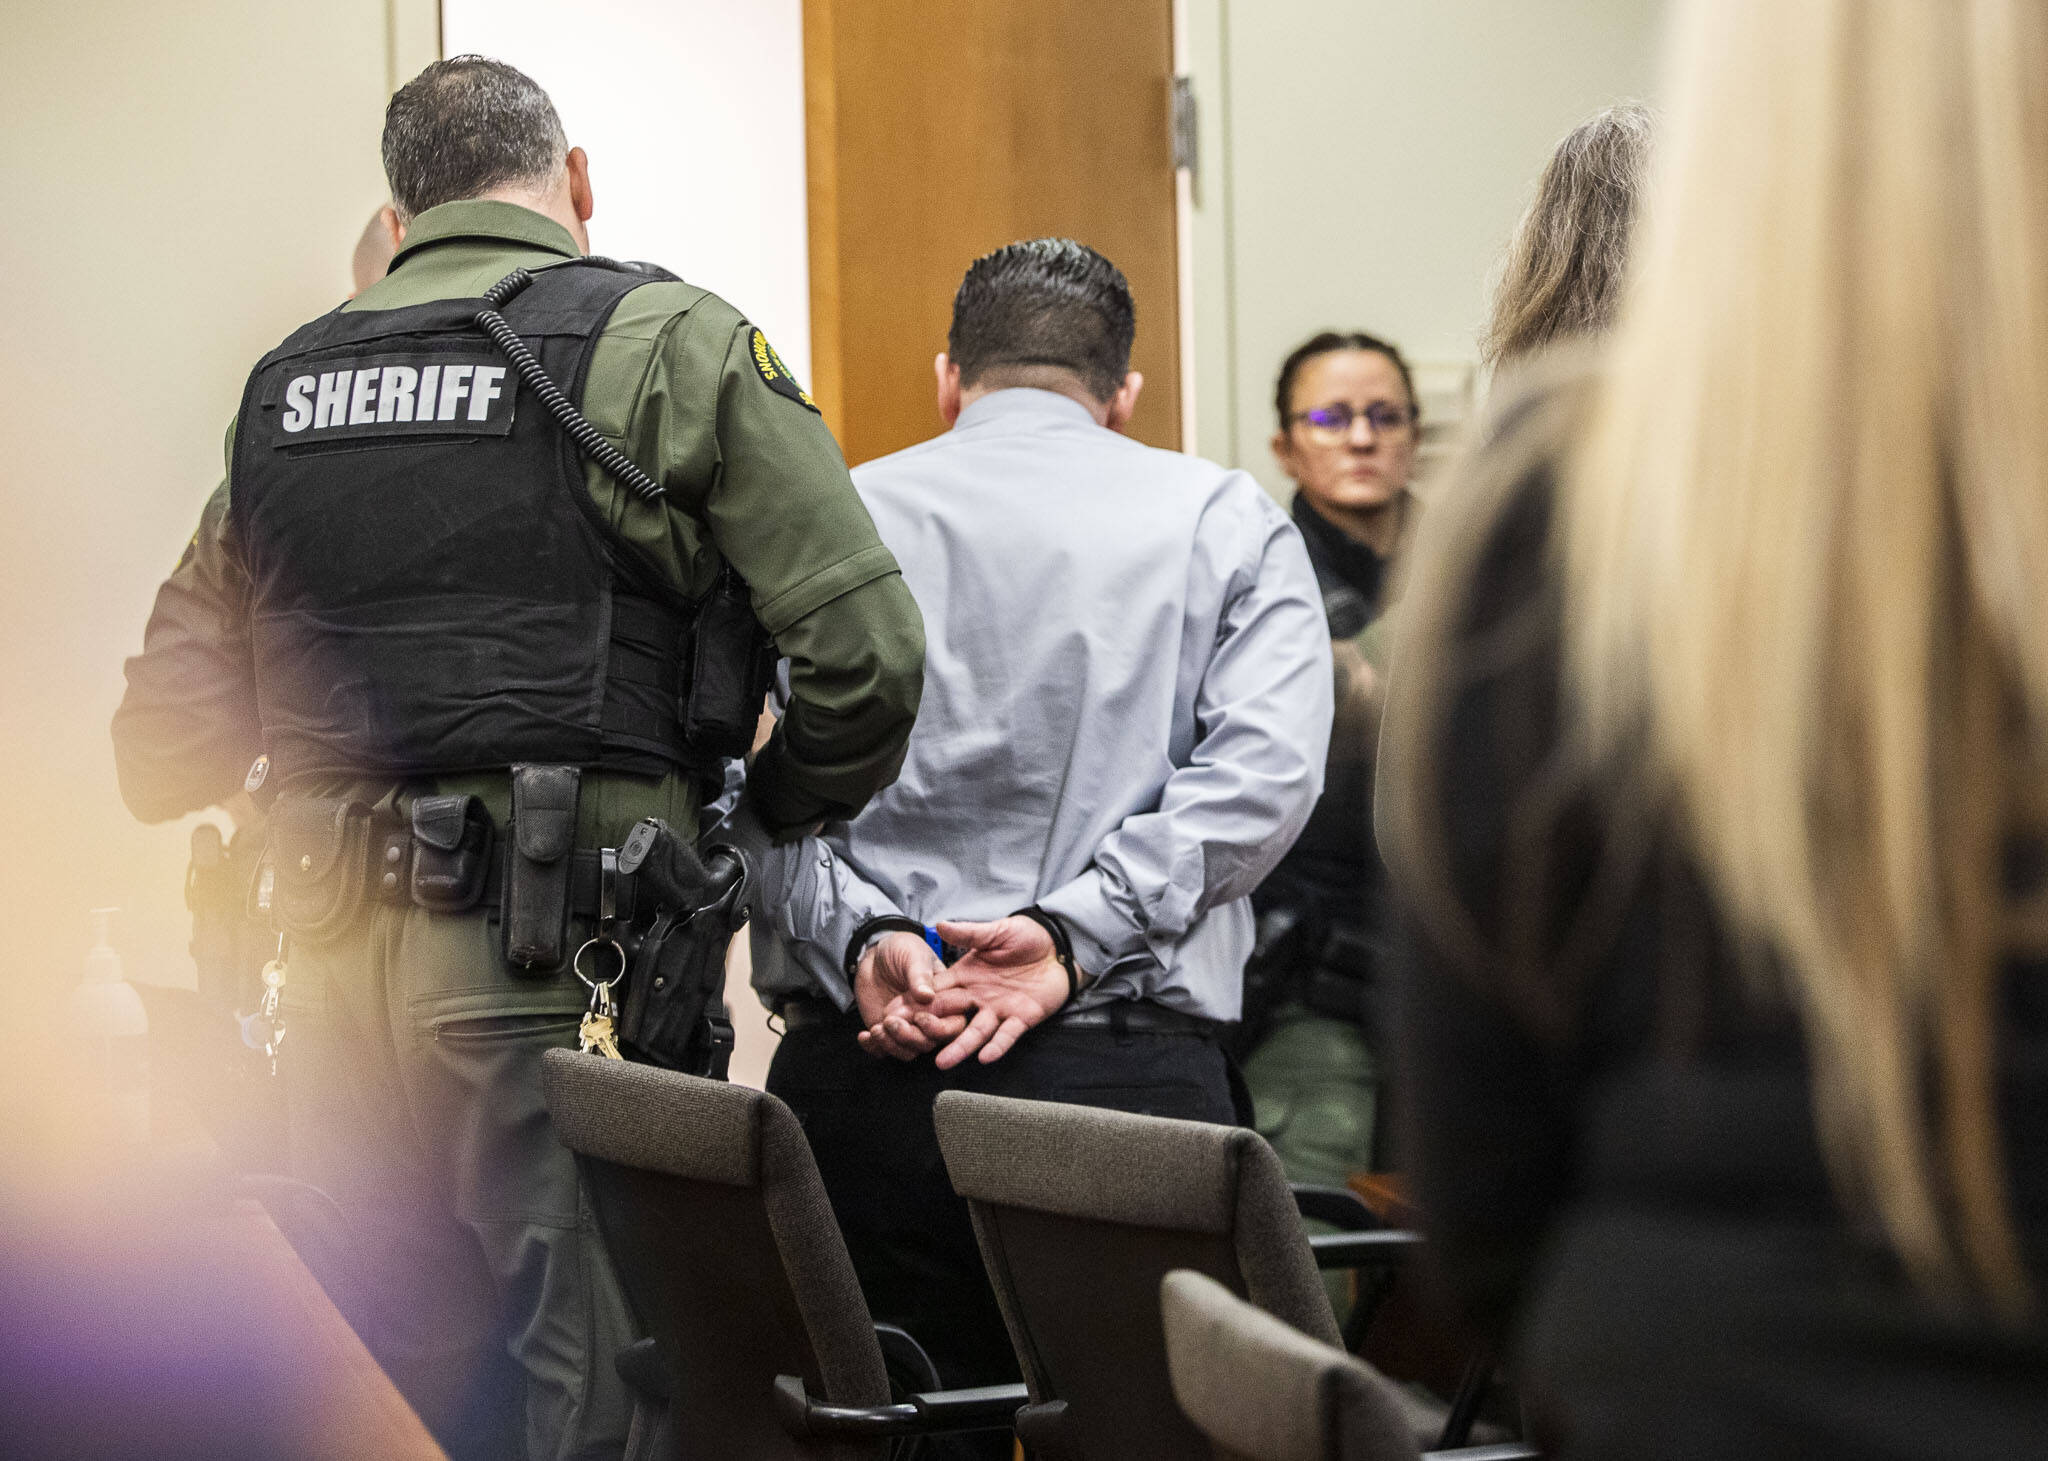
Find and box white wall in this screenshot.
[442,0,814,384]
[443,1,810,1088]
[1183,0,1668,493]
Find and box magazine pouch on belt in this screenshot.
[269,798,373,944]
[503,764,580,970]
[409,794,493,913]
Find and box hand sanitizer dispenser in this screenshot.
[71,907,149,1143]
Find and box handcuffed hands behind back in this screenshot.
[853,931,955,1061]
[853,915,1074,1069]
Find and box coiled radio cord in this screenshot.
[476,266,665,503]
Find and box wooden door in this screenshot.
[803,0,1181,465]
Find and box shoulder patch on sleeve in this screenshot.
[748,326,818,412]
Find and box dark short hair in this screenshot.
[1273,331,1418,432]
[948,239,1135,402]
[381,56,568,221]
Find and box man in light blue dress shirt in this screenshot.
[753,240,1333,1420]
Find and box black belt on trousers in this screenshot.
[778,996,1220,1039]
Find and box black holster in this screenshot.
[614,817,747,1077]
[1232,903,1380,1059]
[186,823,270,1012]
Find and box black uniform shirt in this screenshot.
[1253,492,1395,926]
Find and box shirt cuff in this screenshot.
[766,834,907,1001]
[1036,869,1146,978]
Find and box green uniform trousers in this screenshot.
[1242,1005,1381,1185]
[1242,1005,1382,1321]
[281,903,633,1461]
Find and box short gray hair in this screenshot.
[381,56,568,221]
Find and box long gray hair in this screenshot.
[1482,103,1653,369]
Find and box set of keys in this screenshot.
[253,942,288,1076]
[574,936,626,1061]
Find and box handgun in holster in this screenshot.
[186,822,272,1014]
[611,816,749,1078]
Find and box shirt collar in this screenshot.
[388,199,582,272]
[952,387,1103,434]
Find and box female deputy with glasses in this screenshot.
[1233,332,1420,1230]
[1382,0,2048,1452]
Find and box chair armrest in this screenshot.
[1014,1399,1076,1459]
[910,1382,1031,1428]
[613,1336,672,1402]
[873,1320,943,1394]
[773,1374,1027,1439]
[1291,1182,1379,1230]
[774,1376,920,1438]
[1421,1446,1539,1460]
[1309,1228,1423,1269]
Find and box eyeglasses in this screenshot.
[1291,402,1416,440]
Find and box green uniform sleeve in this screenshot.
[579,284,924,831]
[661,309,924,831]
[111,479,262,821]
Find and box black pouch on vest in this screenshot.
[409,794,493,913]
[503,764,580,970]
[269,798,373,943]
[683,565,778,759]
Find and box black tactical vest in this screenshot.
[230,260,698,783]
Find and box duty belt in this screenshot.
[262,788,746,1075]
[263,792,646,939]
[356,822,640,923]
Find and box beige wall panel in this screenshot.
[1184,0,1666,491]
[0,2,432,994]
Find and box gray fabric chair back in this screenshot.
[932,1090,1338,1461]
[541,1050,891,1460]
[1162,1269,1420,1461]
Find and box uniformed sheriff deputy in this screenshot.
[111,57,923,1461]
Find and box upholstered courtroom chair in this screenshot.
[541,1051,1024,1459]
[933,1090,1426,1461]
[1161,1268,1537,1461]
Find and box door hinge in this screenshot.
[1172,74,1198,179]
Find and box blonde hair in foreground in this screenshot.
[1571,0,2048,1308]
[1389,0,2048,1313]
